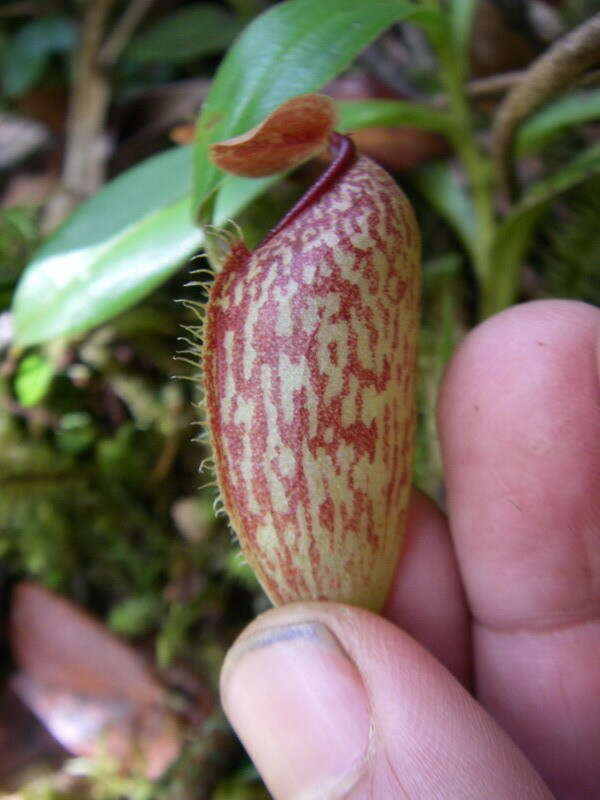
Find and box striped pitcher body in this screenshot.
[203,154,420,611]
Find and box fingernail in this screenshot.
[221,621,371,799]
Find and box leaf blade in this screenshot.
[12,143,291,346]
[487,142,600,315]
[193,0,420,219]
[126,3,241,64]
[12,147,201,346]
[14,353,55,407]
[448,0,477,56]
[337,98,453,134]
[13,197,203,347]
[515,141,600,209]
[412,160,477,259]
[516,89,600,155]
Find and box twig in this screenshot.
[492,12,600,198]
[42,0,157,232]
[466,71,526,99]
[99,0,156,67]
[433,67,600,107]
[42,0,116,232]
[470,68,600,98]
[432,71,523,107]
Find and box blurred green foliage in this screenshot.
[3,15,76,98]
[126,4,242,65]
[542,176,600,305]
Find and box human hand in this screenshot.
[219,300,600,799]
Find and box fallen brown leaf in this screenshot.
[10,582,183,779]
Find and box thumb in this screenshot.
[220,602,552,800]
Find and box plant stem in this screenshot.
[99,0,156,67]
[493,11,600,199]
[451,98,495,284]
[42,0,116,232]
[437,40,497,317]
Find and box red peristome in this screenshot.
[262,132,355,246]
[203,154,420,611]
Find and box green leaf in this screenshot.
[337,98,452,134]
[515,141,600,209]
[12,146,202,347]
[424,0,474,76]
[193,0,421,219]
[412,160,477,259]
[516,89,600,155]
[485,203,545,317]
[422,252,463,292]
[541,176,600,305]
[4,15,76,98]
[126,4,241,64]
[12,146,288,346]
[213,173,281,226]
[487,142,600,315]
[449,0,477,55]
[56,412,97,455]
[108,594,163,637]
[13,353,55,407]
[408,7,446,46]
